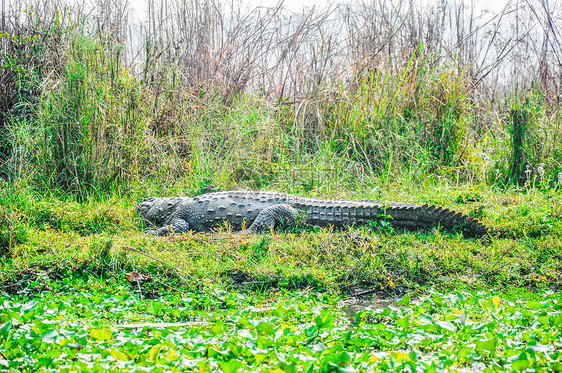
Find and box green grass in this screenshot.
[2,183,561,293]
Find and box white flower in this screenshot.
[538,163,545,177]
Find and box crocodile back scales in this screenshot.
[164,191,490,237]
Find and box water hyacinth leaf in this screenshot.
[409,350,419,362]
[20,300,38,314]
[256,321,275,336]
[478,298,492,310]
[337,366,357,373]
[149,344,163,361]
[41,328,58,344]
[220,359,245,373]
[272,305,289,317]
[538,315,549,327]
[315,311,334,329]
[211,321,225,335]
[336,351,351,366]
[432,295,444,306]
[2,310,19,325]
[396,318,409,328]
[110,349,129,361]
[526,301,542,311]
[389,351,410,362]
[508,351,529,371]
[0,321,11,341]
[526,343,551,353]
[20,300,38,321]
[90,328,112,341]
[475,337,498,353]
[436,320,456,332]
[305,325,317,338]
[396,294,410,306]
[152,301,164,314]
[492,296,501,308]
[238,329,254,340]
[419,315,434,325]
[166,349,178,360]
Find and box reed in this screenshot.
[0,0,561,199]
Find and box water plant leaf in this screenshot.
[41,328,59,344]
[475,337,498,353]
[90,328,112,341]
[396,294,410,306]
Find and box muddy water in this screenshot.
[339,296,400,321]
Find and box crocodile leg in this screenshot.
[147,217,191,236]
[248,204,299,233]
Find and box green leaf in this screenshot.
[220,359,244,373]
[211,321,225,335]
[526,301,542,311]
[256,321,275,336]
[509,352,529,372]
[479,298,492,309]
[89,328,112,341]
[416,315,435,327]
[0,321,11,341]
[436,320,456,332]
[396,318,409,328]
[20,300,38,321]
[396,294,410,306]
[110,349,129,361]
[20,300,38,313]
[41,328,58,344]
[475,337,498,353]
[389,351,410,362]
[335,351,351,367]
[152,301,164,314]
[305,325,318,338]
[315,311,334,329]
[149,344,163,361]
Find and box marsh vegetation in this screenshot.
[1,0,562,371]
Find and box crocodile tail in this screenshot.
[298,198,489,237]
[383,203,489,237]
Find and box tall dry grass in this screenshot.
[1,0,562,200]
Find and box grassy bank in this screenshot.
[2,183,561,294]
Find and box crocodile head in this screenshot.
[136,197,183,225]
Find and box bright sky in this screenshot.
[124,0,511,22]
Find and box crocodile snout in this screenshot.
[136,197,158,217]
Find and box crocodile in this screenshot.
[137,190,489,237]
